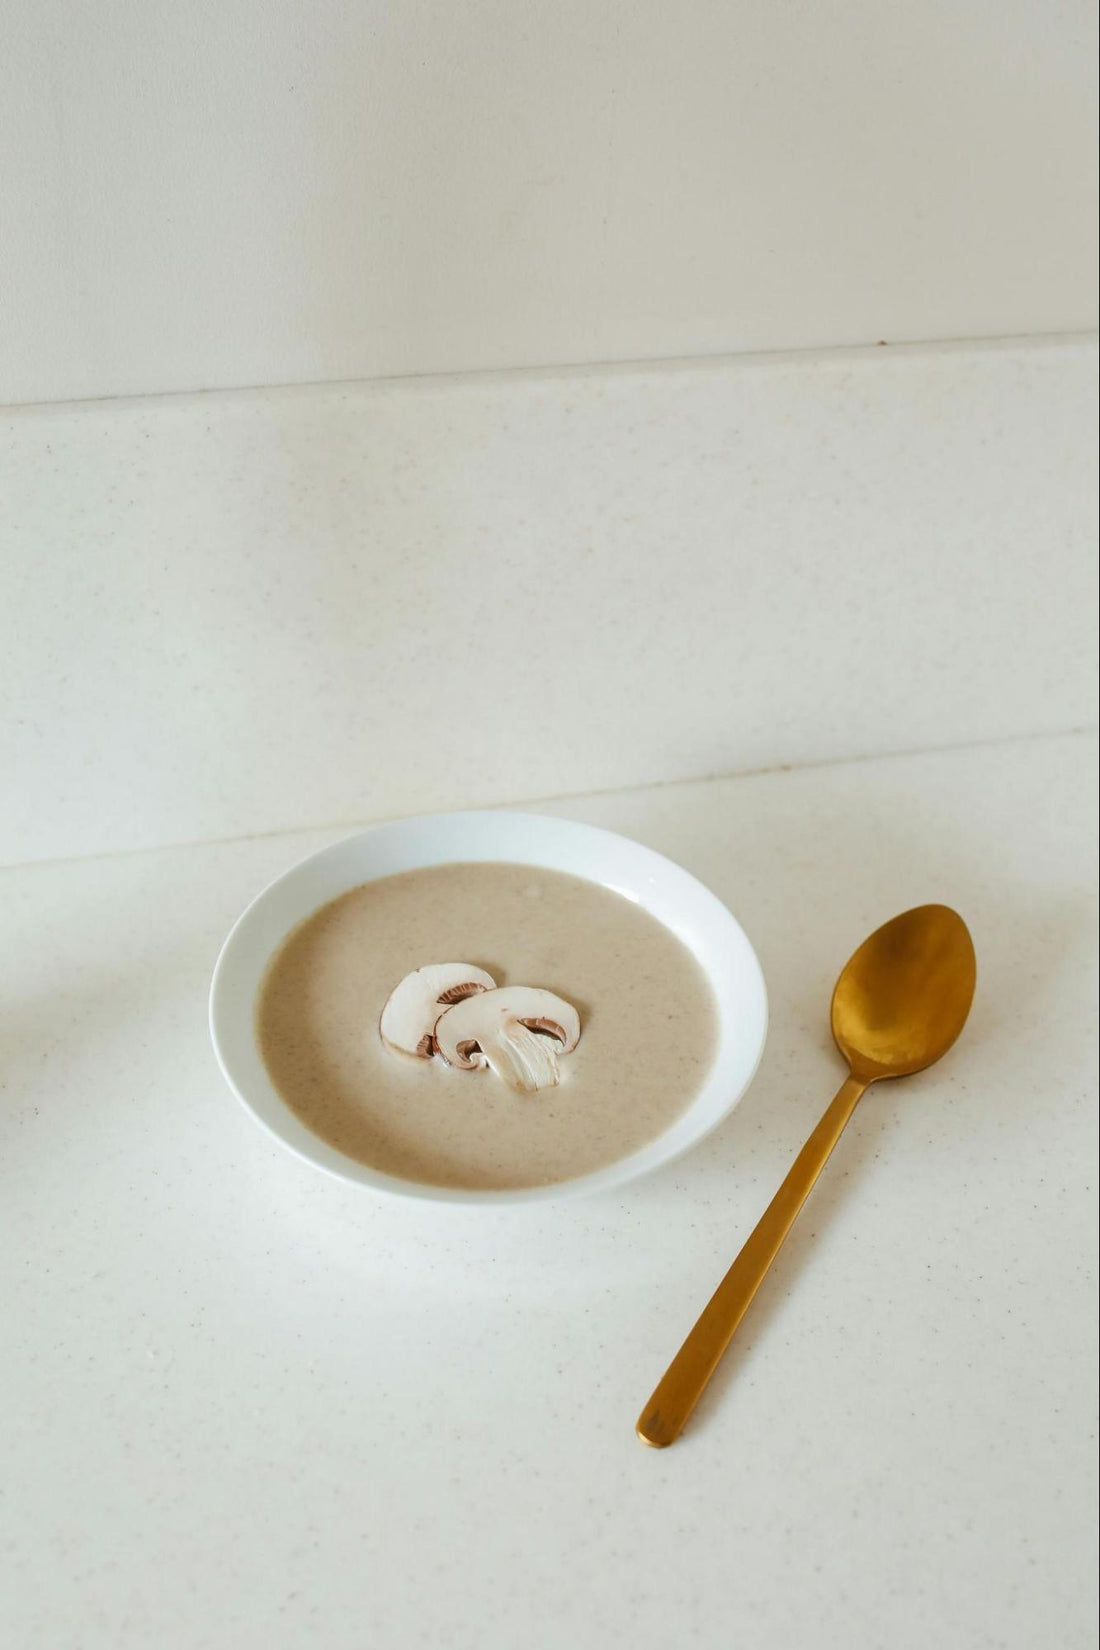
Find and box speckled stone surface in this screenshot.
[3,731,1096,1649]
[1,338,1096,866]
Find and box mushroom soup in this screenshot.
[257,862,719,1190]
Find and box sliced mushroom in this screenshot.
[433,986,581,1094]
[379,963,497,1059]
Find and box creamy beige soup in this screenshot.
[257,862,719,1190]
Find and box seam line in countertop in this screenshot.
[1,723,1095,879]
[1,330,1096,418]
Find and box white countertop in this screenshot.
[4,729,1097,1650]
[4,338,1095,867]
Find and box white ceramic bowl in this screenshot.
[209,810,767,1206]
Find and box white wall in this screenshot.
[2,0,1097,406]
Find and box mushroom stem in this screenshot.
[478,1023,562,1094]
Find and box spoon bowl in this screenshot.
[831,904,977,1081]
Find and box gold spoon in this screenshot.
[636,903,976,1448]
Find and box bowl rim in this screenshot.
[209,809,768,1206]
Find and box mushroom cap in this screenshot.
[379,963,497,1059]
[433,985,581,1071]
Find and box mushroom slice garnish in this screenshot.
[433,986,581,1094]
[379,963,497,1059]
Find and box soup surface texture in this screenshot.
[257,862,719,1190]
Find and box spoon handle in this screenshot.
[636,1072,868,1447]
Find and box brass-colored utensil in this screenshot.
[636,904,976,1448]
